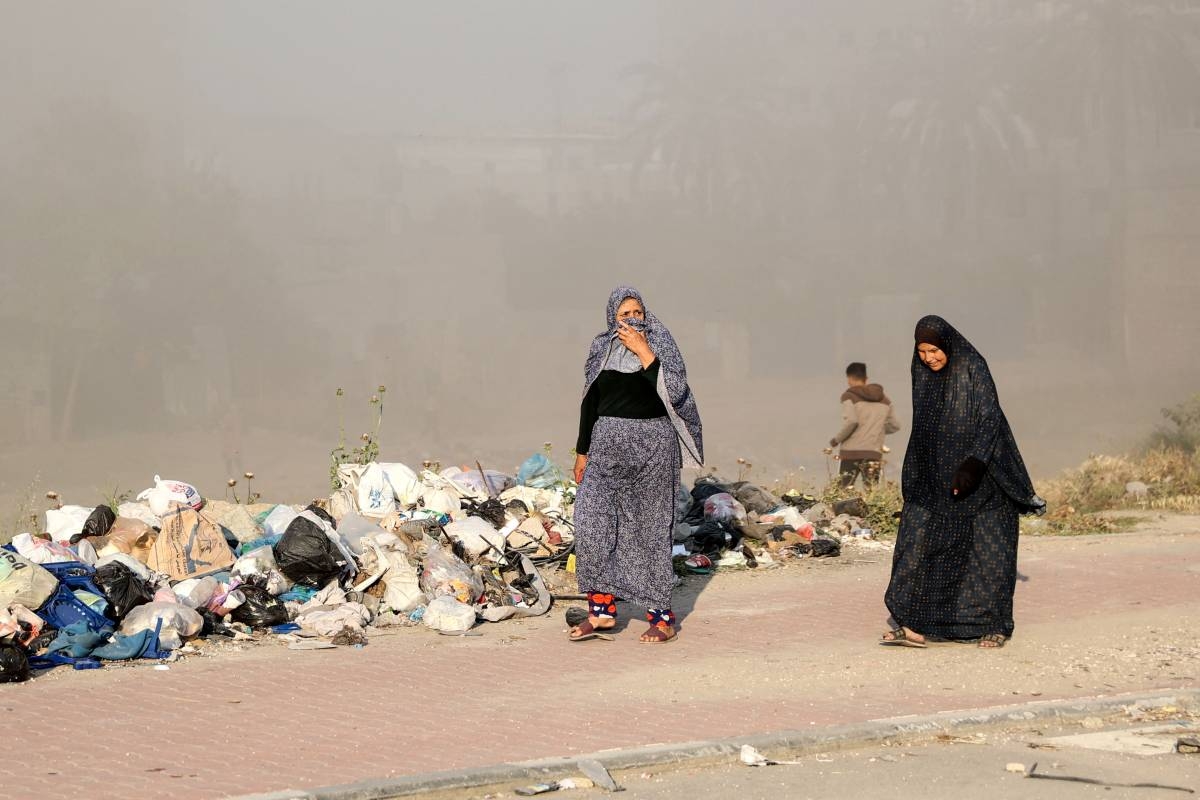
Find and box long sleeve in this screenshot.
[576,381,600,455]
[832,399,859,445]
[638,358,661,386]
[884,405,902,435]
[968,367,1004,464]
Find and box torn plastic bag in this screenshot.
[353,536,423,614]
[703,493,747,523]
[45,505,94,544]
[96,517,158,564]
[136,475,204,517]
[230,582,289,628]
[0,640,31,683]
[446,467,515,496]
[419,537,482,605]
[516,453,566,489]
[273,506,355,589]
[93,561,156,621]
[72,505,116,543]
[0,604,43,647]
[379,463,421,507]
[230,547,291,596]
[119,602,202,650]
[261,505,299,538]
[11,533,77,564]
[337,513,382,556]
[422,595,476,633]
[463,497,508,529]
[172,576,220,609]
[477,554,551,622]
[444,516,507,559]
[810,533,842,558]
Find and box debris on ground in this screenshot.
[2,456,890,679]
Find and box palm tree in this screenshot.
[863,12,1038,244]
[1016,0,1200,367]
[621,38,794,222]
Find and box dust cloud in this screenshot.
[3,1,1199,517]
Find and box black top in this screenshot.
[576,359,666,454]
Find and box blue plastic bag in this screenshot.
[517,453,565,489]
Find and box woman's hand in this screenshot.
[573,453,588,484]
[617,321,655,368]
[951,457,987,499]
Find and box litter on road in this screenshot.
[1,453,884,682]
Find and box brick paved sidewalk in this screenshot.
[2,527,1197,799]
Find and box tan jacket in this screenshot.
[832,384,901,461]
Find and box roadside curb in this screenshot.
[233,688,1200,800]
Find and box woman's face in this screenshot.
[917,343,948,372]
[615,297,645,324]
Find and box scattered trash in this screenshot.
[1178,737,1200,754]
[515,778,595,796]
[577,759,622,792]
[740,745,802,767]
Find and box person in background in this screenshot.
[570,286,703,644]
[826,362,901,488]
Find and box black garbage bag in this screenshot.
[690,477,732,504]
[230,583,289,628]
[810,534,842,558]
[70,504,116,544]
[781,493,818,511]
[273,506,345,588]
[93,562,156,621]
[465,498,507,528]
[690,520,740,557]
[0,641,31,683]
[833,498,868,518]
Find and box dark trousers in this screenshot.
[839,458,881,488]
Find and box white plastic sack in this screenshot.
[136,475,204,518]
[116,501,161,528]
[355,463,396,518]
[354,535,423,613]
[261,504,299,538]
[230,547,291,596]
[11,533,77,564]
[0,549,58,609]
[422,488,461,516]
[45,505,94,544]
[337,513,383,556]
[172,577,219,609]
[119,602,203,650]
[422,595,476,633]
[759,506,807,531]
[72,538,99,566]
[443,517,507,559]
[379,463,421,507]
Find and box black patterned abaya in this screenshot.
[885,316,1045,640]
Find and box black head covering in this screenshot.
[903,315,1044,516]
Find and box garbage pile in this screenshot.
[0,455,575,682]
[671,476,884,573]
[0,452,884,683]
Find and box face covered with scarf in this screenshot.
[583,286,704,467]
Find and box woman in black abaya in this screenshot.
[882,316,1045,649]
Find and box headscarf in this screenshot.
[584,286,704,467]
[903,315,1044,516]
